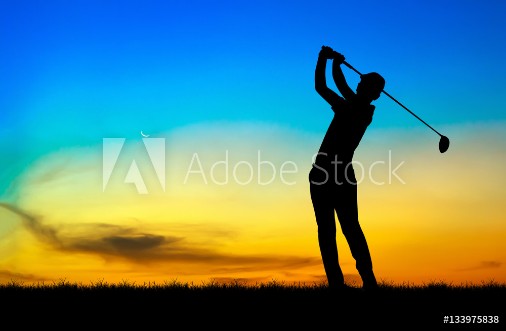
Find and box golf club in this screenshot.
[342,60,450,153]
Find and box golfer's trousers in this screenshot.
[309,165,376,288]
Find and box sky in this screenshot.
[1,0,505,286]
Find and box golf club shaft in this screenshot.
[342,60,443,137]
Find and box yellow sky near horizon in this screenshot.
[1,120,505,286]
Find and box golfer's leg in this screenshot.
[310,183,345,288]
[335,184,377,288]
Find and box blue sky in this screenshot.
[1,0,506,195]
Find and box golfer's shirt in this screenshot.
[314,95,374,176]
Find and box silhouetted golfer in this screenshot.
[310,45,385,290]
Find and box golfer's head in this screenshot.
[357,72,385,101]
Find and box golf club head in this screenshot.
[439,135,450,153]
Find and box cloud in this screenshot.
[479,261,502,269]
[210,256,321,274]
[0,270,50,283]
[457,261,502,271]
[0,202,320,276]
[103,234,168,251]
[68,232,177,261]
[0,202,61,247]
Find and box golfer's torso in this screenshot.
[318,106,372,161]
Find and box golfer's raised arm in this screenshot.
[332,53,355,101]
[315,47,340,106]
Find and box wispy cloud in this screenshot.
[0,203,319,276]
[456,261,502,271]
[0,202,61,247]
[0,270,50,283]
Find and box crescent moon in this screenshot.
[140,131,150,138]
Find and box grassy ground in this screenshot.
[1,279,504,329]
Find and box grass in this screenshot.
[2,278,504,329]
[3,277,504,294]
